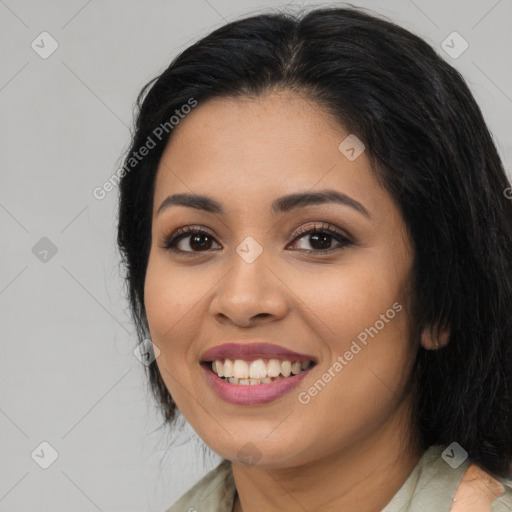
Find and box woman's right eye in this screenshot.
[162,227,221,254]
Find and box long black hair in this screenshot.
[116,6,512,477]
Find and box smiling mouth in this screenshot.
[201,358,316,385]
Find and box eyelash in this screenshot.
[161,222,354,256]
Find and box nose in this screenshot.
[209,249,289,328]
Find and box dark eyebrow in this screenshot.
[157,189,371,218]
[271,190,371,218]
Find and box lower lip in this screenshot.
[201,364,313,405]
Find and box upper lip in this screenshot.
[200,342,317,363]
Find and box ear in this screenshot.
[420,325,450,350]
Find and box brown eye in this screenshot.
[163,226,221,253]
[288,223,354,254]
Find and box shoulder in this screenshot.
[163,459,236,512]
[382,445,512,512]
[451,463,512,512]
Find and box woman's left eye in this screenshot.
[289,224,353,253]
[161,222,353,255]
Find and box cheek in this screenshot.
[292,292,413,460]
[296,255,407,344]
[143,254,204,369]
[143,256,206,417]
[145,253,196,333]
[293,254,414,404]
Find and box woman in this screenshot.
[117,6,512,511]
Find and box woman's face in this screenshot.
[144,90,418,468]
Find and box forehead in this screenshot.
[160,90,339,165]
[152,90,389,221]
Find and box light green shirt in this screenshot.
[165,445,512,511]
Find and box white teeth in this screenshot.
[233,360,249,379]
[267,359,281,377]
[249,359,267,379]
[214,360,224,377]
[233,375,287,385]
[211,358,314,383]
[223,359,234,378]
[281,360,291,377]
[291,361,302,375]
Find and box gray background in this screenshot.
[0,0,511,510]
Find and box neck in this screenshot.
[231,402,423,512]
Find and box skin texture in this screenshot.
[451,464,505,512]
[144,90,445,512]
